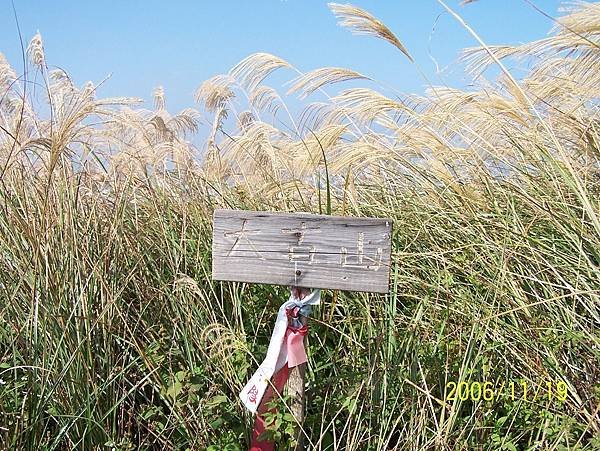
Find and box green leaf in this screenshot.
[166,380,183,401]
[205,394,228,408]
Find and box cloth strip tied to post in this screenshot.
[239,288,320,450]
[240,288,320,411]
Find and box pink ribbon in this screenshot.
[250,311,309,451]
[285,308,309,367]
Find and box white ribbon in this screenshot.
[240,289,321,413]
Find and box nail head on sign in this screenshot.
[295,269,302,276]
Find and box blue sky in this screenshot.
[1,1,563,114]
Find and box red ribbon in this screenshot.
[249,309,309,451]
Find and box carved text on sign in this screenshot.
[212,210,393,293]
[225,220,384,270]
[289,245,317,263]
[340,232,383,271]
[224,219,265,260]
[281,222,321,244]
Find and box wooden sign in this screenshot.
[212,209,393,293]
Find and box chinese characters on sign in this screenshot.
[212,210,392,293]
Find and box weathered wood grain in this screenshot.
[211,209,393,293]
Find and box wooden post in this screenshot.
[287,360,306,449]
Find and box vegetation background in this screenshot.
[1,1,599,449]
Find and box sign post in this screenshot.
[212,209,393,449]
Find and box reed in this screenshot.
[0,2,599,449]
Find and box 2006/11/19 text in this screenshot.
[445,380,568,402]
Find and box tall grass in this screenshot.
[1,2,599,449]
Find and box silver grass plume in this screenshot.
[0,52,17,89]
[328,3,414,62]
[249,85,282,114]
[287,67,369,99]
[229,53,292,91]
[237,111,256,132]
[27,32,45,68]
[195,75,235,112]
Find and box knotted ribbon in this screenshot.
[240,288,320,412]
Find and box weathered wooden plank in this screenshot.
[211,209,393,293]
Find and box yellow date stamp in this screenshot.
[445,380,568,402]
